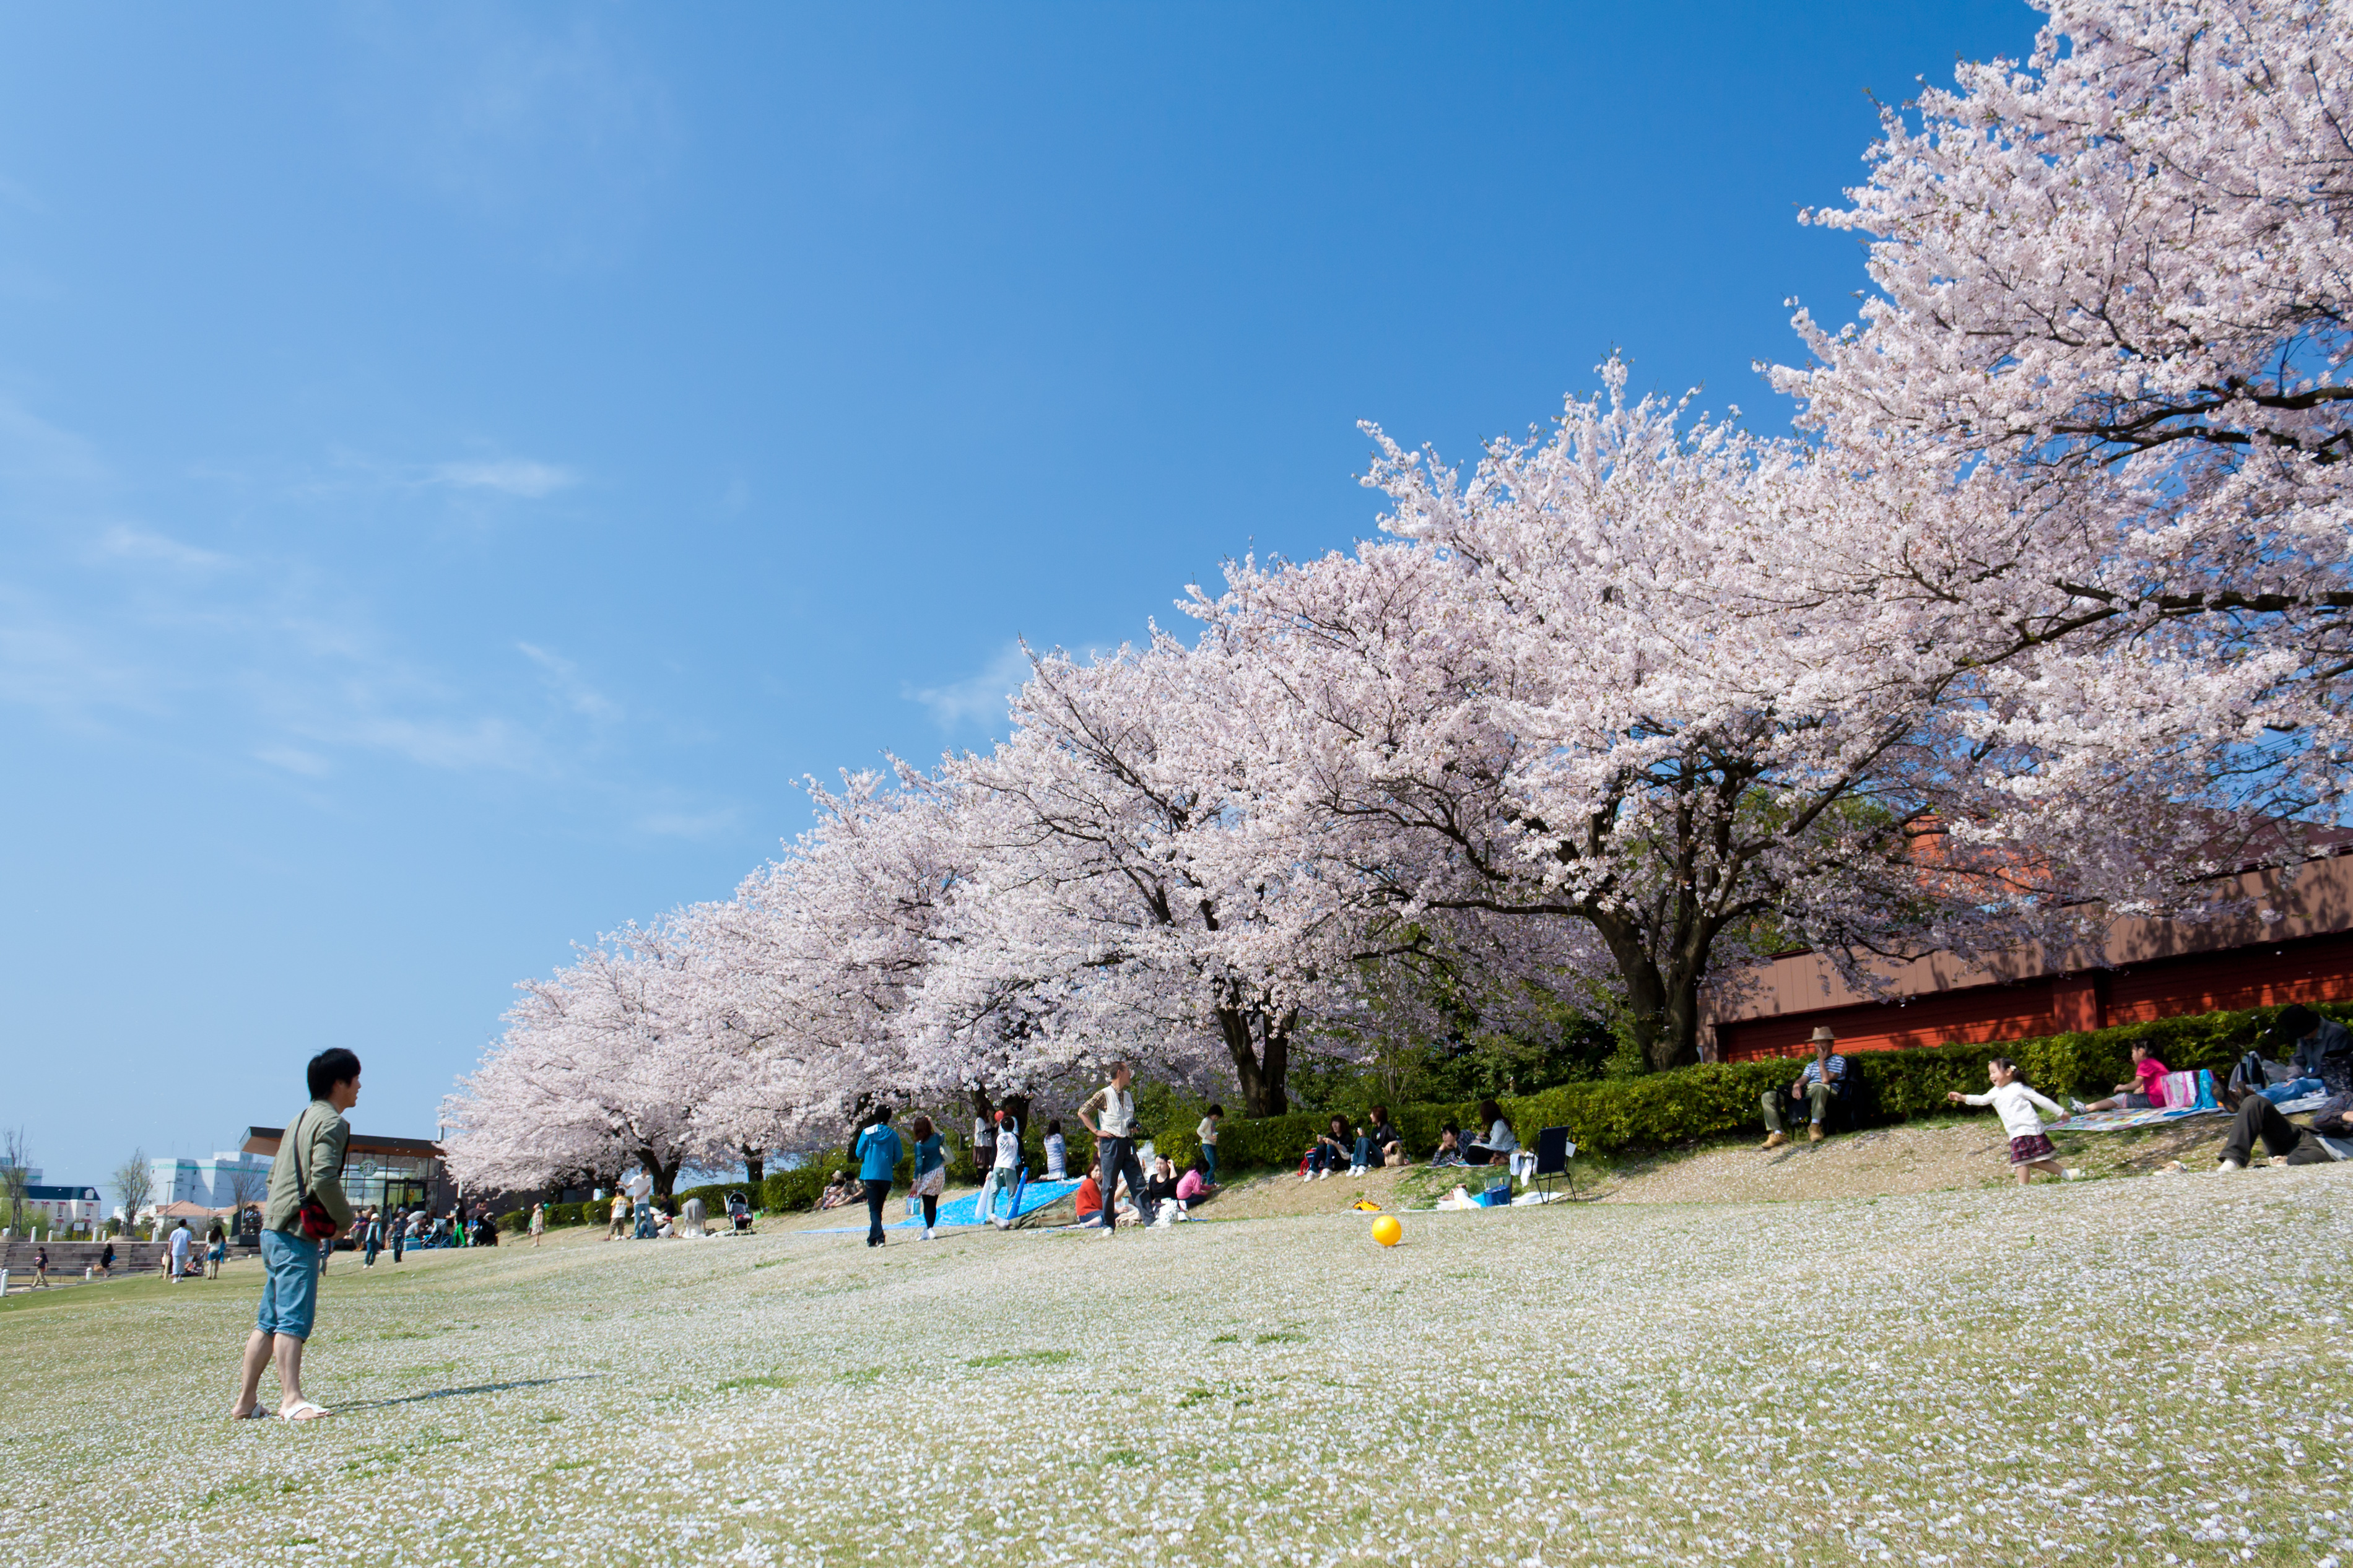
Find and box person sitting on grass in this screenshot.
[1043,1119,1068,1182]
[2217,1007,2353,1170]
[2214,1089,2353,1171]
[1760,1028,1848,1148]
[1467,1101,1531,1181]
[1356,1106,1405,1171]
[1142,1154,1184,1224]
[1175,1156,1213,1215]
[816,1169,857,1211]
[1074,1164,1105,1227]
[1429,1124,1466,1167]
[1303,1115,1353,1181]
[1946,1058,2079,1184]
[2074,1041,2172,1113]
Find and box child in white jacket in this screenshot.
[1946,1058,2081,1185]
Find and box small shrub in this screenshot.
[1189,1000,2352,1169]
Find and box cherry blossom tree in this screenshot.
[1768,0,2352,860]
[1198,363,2102,1071]
[442,939,737,1200]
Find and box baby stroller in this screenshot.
[725,1192,754,1234]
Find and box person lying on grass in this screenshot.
[1946,1059,2079,1185]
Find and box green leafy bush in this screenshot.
[1188,1001,2352,1171]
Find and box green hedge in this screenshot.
[1174,1001,2352,1172]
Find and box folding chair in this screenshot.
[1532,1126,1578,1200]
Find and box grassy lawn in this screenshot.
[2,1167,2349,1566]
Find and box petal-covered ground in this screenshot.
[4,1167,2349,1567]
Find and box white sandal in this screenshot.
[279,1399,332,1422]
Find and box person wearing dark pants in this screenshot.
[853,1109,904,1248]
[2218,1091,2353,1171]
[1079,1062,1144,1237]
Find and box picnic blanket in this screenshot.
[895,1179,1081,1229]
[2055,1068,2220,1132]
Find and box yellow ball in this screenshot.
[1370,1215,1402,1247]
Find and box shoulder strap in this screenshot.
[289,1104,313,1200]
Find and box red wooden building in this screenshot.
[1703,854,2353,1062]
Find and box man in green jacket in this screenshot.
[230,1048,360,1423]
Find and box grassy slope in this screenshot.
[3,1161,2351,1566]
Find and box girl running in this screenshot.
[1946,1059,2081,1184]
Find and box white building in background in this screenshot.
[20,1185,102,1231]
[148,1151,274,1211]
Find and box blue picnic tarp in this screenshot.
[898,1178,1081,1229]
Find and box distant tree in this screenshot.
[1,1127,28,1232]
[227,1163,267,1210]
[111,1148,153,1230]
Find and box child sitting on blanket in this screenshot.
[1947,1058,2080,1185]
[2075,1043,2171,1113]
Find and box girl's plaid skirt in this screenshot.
[2007,1132,2056,1166]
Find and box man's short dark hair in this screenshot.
[2273,1005,2320,1043]
[308,1048,363,1100]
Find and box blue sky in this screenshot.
[0,2,2038,1192]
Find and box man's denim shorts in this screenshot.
[256,1228,323,1340]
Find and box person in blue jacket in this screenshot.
[854,1109,904,1249]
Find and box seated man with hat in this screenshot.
[1760,1027,1849,1149]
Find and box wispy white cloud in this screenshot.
[905,642,1035,729]
[517,641,618,721]
[638,806,741,840]
[0,397,591,783]
[430,457,578,498]
[254,744,333,778]
[96,525,230,571]
[341,9,679,271]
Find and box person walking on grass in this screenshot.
[168,1219,191,1283]
[1946,1058,2081,1185]
[1078,1062,1146,1239]
[389,1205,406,1265]
[976,1106,1021,1231]
[855,1109,903,1249]
[207,1221,227,1280]
[530,1202,546,1247]
[232,1047,359,1423]
[908,1115,946,1240]
[1197,1105,1223,1185]
[362,1209,383,1269]
[30,1244,47,1289]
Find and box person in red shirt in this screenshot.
[2079,1043,2171,1112]
[1073,1165,1105,1228]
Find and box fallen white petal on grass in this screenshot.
[3,1171,2349,1567]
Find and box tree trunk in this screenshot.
[1586,907,1703,1074]
[639,1148,683,1201]
[741,1145,765,1189]
[1216,1003,1292,1117]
